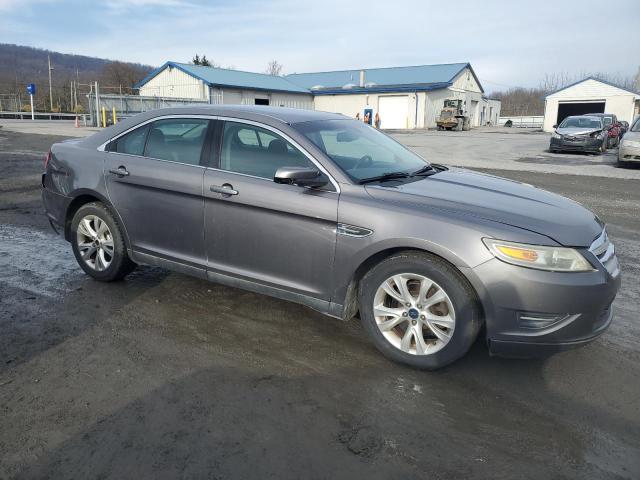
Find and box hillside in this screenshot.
[0,44,154,111]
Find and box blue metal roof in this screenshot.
[135,61,482,94]
[285,63,477,91]
[135,61,311,94]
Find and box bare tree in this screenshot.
[634,66,640,91]
[265,60,283,76]
[101,61,149,91]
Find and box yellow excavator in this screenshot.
[436,99,471,131]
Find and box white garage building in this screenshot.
[543,77,640,132]
[136,61,500,129]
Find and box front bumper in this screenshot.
[550,135,604,152]
[618,142,640,162]
[466,252,621,358]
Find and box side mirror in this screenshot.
[552,124,557,129]
[274,166,327,188]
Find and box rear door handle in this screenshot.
[210,184,238,196]
[108,166,129,177]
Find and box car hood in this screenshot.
[556,127,601,135]
[364,168,602,247]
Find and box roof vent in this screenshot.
[342,83,357,89]
[364,82,377,88]
[310,85,325,90]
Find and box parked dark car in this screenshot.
[550,115,608,154]
[42,106,621,369]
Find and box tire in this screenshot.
[597,141,605,154]
[617,159,629,168]
[70,202,136,282]
[358,251,482,370]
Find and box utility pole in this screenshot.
[47,55,54,112]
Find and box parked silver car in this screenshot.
[550,115,608,154]
[618,117,640,167]
[42,106,620,369]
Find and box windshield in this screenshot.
[559,116,602,129]
[293,119,429,182]
[631,118,640,132]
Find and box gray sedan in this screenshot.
[550,115,608,154]
[42,106,620,369]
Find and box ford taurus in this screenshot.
[42,106,621,369]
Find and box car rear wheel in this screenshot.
[358,251,482,369]
[71,202,136,282]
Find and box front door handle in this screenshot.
[108,166,129,177]
[210,184,238,196]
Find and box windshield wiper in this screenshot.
[358,171,411,184]
[410,165,437,176]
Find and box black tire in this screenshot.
[70,202,136,282]
[358,251,482,370]
[617,159,629,168]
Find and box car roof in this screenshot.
[80,105,350,149]
[565,115,601,120]
[151,104,346,124]
[584,113,614,117]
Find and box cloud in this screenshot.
[1,0,639,90]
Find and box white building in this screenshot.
[543,77,640,132]
[136,61,500,129]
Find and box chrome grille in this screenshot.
[589,229,618,275]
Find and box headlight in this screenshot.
[622,139,640,148]
[551,132,562,139]
[483,238,594,272]
[590,130,605,138]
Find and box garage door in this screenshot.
[378,96,409,129]
[557,102,605,125]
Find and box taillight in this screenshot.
[44,150,52,169]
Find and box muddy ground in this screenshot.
[1,129,639,479]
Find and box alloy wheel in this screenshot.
[76,214,114,271]
[373,273,456,355]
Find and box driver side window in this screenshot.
[220,122,313,179]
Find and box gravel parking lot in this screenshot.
[1,123,639,479]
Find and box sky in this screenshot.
[1,0,638,92]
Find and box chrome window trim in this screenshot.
[97,114,341,193]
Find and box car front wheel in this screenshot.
[71,202,136,282]
[358,251,481,369]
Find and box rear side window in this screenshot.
[111,124,150,156]
[144,118,209,166]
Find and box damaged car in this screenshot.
[550,115,609,154]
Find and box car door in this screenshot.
[203,119,339,300]
[104,117,212,272]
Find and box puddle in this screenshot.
[0,224,81,298]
